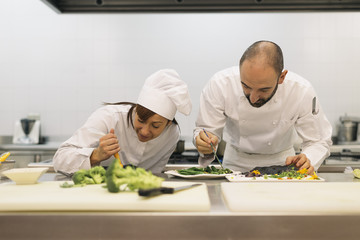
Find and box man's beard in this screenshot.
[245,83,278,108]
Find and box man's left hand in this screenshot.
[285,153,314,175]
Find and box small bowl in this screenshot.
[0,160,16,179]
[2,167,49,185]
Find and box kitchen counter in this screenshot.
[0,136,64,167]
[3,137,360,171]
[1,172,360,240]
[0,142,62,151]
[0,135,65,151]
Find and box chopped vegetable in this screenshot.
[72,169,95,185]
[105,159,164,193]
[60,182,86,188]
[71,166,106,186]
[88,166,106,184]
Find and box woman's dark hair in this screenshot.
[103,102,178,128]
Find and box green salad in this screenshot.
[177,166,233,175]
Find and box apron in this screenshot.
[223,143,296,172]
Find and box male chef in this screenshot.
[193,40,332,174]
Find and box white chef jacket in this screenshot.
[193,66,332,171]
[53,105,179,174]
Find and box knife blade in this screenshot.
[138,183,202,197]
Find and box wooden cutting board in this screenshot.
[0,181,210,212]
[221,182,360,214]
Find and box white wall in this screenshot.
[1,0,360,141]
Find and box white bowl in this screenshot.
[0,160,16,179]
[2,167,49,185]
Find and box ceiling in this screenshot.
[41,0,360,13]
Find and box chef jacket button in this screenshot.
[267,142,272,146]
[272,121,277,125]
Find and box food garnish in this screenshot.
[245,167,321,181]
[308,171,320,180]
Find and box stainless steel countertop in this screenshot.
[0,135,66,151]
[0,142,62,151]
[1,172,360,239]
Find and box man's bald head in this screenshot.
[239,41,284,77]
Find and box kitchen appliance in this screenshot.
[337,115,360,145]
[13,118,41,144]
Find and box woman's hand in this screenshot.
[195,130,218,155]
[285,153,314,175]
[90,128,120,166]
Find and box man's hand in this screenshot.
[285,153,314,175]
[90,128,121,165]
[195,130,219,155]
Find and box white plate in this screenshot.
[226,173,325,182]
[165,170,234,179]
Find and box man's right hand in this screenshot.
[195,130,219,155]
[90,128,121,165]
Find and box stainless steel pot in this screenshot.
[338,121,358,142]
[337,115,359,143]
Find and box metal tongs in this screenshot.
[203,129,224,169]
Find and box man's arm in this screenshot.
[294,90,332,171]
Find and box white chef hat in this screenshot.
[137,69,192,120]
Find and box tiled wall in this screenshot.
[1,0,360,141]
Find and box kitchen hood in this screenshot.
[41,0,360,13]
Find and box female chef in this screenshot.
[53,69,192,174]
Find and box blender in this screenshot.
[13,117,41,144]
